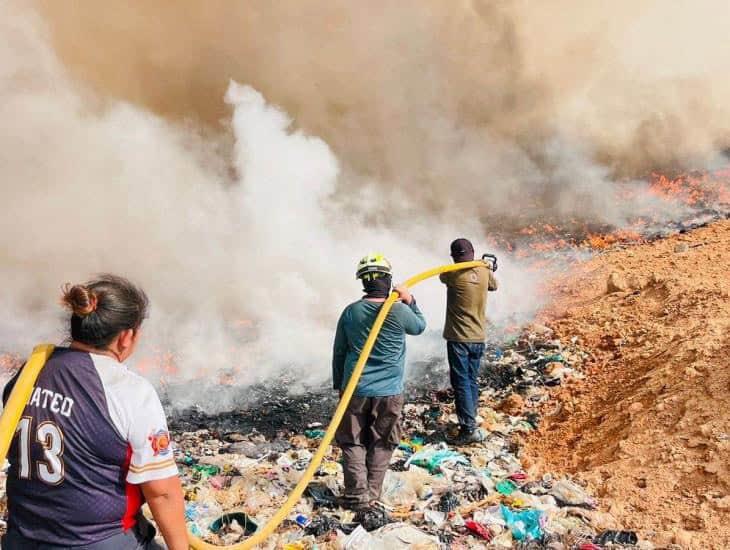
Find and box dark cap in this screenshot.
[450,238,474,261]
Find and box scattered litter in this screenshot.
[305,482,337,509]
[354,505,392,531]
[550,479,597,509]
[208,512,257,536]
[191,464,220,478]
[424,509,446,528]
[417,484,433,500]
[465,519,494,540]
[501,505,543,541]
[371,522,439,549]
[304,515,341,537]
[294,514,310,528]
[405,446,469,473]
[496,479,518,496]
[344,524,372,549]
[112,328,638,547]
[437,490,459,513]
[595,530,639,545]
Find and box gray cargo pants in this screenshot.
[1,514,163,549]
[335,394,404,507]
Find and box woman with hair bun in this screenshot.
[1,275,187,550]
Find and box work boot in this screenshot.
[450,427,486,446]
[337,495,369,511]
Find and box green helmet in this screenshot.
[356,252,392,281]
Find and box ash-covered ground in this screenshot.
[166,342,525,439]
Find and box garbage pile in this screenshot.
[171,326,648,549]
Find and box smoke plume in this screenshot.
[34,0,730,221]
[1,1,728,407]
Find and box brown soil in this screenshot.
[526,220,730,549]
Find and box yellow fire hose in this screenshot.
[0,344,55,462]
[0,260,486,549]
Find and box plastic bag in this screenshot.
[495,479,517,495]
[305,481,338,509]
[370,523,440,549]
[405,447,469,474]
[344,525,373,549]
[550,479,597,508]
[500,504,543,541]
[465,519,493,540]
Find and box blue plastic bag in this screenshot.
[500,504,543,541]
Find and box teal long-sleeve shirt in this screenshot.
[332,299,427,397]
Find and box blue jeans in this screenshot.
[447,341,485,433]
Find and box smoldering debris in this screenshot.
[167,382,337,440]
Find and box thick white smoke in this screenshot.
[1,2,542,410]
[4,2,728,411]
[32,0,730,222]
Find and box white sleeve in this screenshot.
[125,382,178,484]
[90,354,179,484]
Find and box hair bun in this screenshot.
[61,284,98,317]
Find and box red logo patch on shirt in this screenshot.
[148,430,171,456]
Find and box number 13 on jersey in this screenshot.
[15,416,65,485]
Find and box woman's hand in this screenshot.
[141,476,188,550]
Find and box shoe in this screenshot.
[450,428,486,446]
[337,496,369,511]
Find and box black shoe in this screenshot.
[337,496,369,511]
[449,428,486,446]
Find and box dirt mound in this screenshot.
[527,220,730,549]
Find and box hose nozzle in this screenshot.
[482,253,498,272]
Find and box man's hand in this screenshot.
[394,285,413,305]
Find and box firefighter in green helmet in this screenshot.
[331,253,426,509]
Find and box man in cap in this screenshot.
[332,253,426,509]
[439,238,498,444]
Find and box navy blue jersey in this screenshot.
[2,348,177,546]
